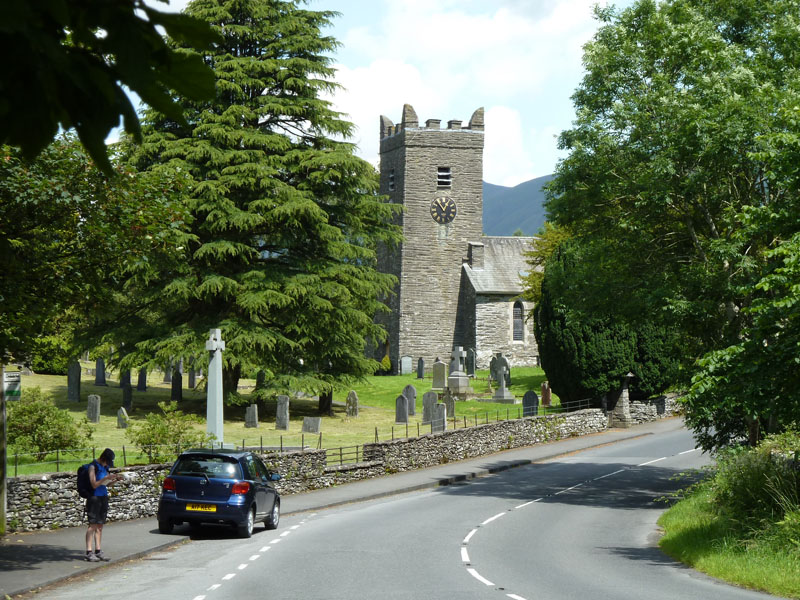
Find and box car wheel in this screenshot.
[158,518,173,534]
[265,500,280,530]
[238,506,255,538]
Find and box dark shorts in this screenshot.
[86,495,109,524]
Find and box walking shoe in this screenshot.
[94,549,109,561]
[85,551,100,562]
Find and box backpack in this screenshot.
[77,460,98,499]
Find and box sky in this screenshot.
[148,0,630,187]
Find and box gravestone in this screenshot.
[489,352,511,386]
[395,394,409,424]
[188,368,196,389]
[416,357,424,380]
[442,389,455,423]
[493,365,516,402]
[245,404,259,428]
[400,355,413,375]
[523,390,539,417]
[87,395,101,423]
[94,358,107,386]
[119,369,131,389]
[137,368,147,392]
[465,348,476,377]
[171,367,182,402]
[447,346,470,394]
[541,381,552,407]
[67,361,81,403]
[402,384,417,416]
[346,390,359,417]
[276,395,290,430]
[422,391,438,424]
[302,416,322,433]
[432,403,447,433]
[117,407,129,429]
[431,359,446,391]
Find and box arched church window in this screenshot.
[513,301,524,341]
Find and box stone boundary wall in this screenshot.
[6,403,681,532]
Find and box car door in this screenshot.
[254,456,277,511]
[244,455,269,518]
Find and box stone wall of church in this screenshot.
[475,295,538,369]
[378,109,485,371]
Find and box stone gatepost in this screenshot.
[608,372,634,428]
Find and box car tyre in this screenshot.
[265,500,280,530]
[158,518,173,534]
[238,506,255,538]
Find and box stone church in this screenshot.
[375,104,539,373]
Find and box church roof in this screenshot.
[462,236,536,295]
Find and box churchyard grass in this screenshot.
[9,366,560,475]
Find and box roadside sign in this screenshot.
[3,372,20,401]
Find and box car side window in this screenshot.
[254,457,270,481]
[244,457,259,480]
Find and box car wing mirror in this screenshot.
[270,473,281,482]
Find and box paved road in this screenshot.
[3,419,780,600]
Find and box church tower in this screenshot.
[377,104,485,372]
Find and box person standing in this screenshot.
[85,448,122,562]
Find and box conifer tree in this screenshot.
[123,0,401,404]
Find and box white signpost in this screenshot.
[205,329,225,446]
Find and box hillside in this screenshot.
[482,174,553,236]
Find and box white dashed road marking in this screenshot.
[467,568,494,586]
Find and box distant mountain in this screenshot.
[482,174,553,236]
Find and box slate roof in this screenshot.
[462,236,537,295]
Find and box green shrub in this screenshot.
[126,401,215,464]
[7,386,92,458]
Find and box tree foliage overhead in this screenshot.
[122,0,401,404]
[0,0,218,173]
[543,0,800,449]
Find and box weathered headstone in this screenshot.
[119,369,131,389]
[137,368,147,392]
[432,403,447,433]
[171,367,182,402]
[447,346,470,394]
[522,390,539,417]
[302,416,322,433]
[400,355,413,375]
[416,357,424,380]
[87,394,101,423]
[67,361,81,403]
[431,359,446,391]
[402,384,417,416]
[188,368,196,389]
[395,394,408,424]
[493,365,516,402]
[448,346,466,375]
[346,390,359,417]
[422,391,438,424]
[541,381,552,407]
[276,395,290,430]
[117,407,129,429]
[465,348,476,377]
[442,389,455,423]
[94,358,107,386]
[245,404,259,428]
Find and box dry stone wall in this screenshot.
[6,404,679,532]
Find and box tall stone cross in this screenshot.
[206,329,225,446]
[450,346,467,374]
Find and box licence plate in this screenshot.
[186,503,216,512]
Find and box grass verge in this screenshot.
[658,482,800,599]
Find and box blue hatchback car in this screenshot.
[157,449,281,538]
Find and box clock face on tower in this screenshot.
[430,195,457,224]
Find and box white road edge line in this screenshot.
[222,574,236,581]
[481,512,506,525]
[507,594,527,600]
[555,483,583,495]
[461,547,470,563]
[680,448,699,455]
[515,499,541,509]
[639,457,667,466]
[467,568,494,586]
[463,529,478,544]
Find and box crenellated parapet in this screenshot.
[379,104,484,140]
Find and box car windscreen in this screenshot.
[172,455,242,480]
